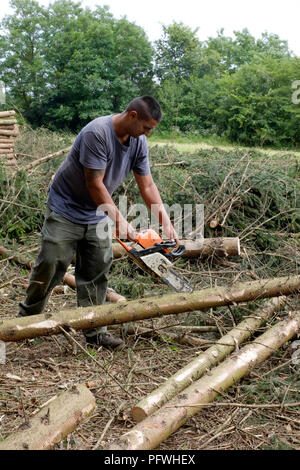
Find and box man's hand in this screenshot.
[134,173,180,245]
[162,222,180,245]
[115,220,137,241]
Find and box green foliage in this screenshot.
[0,3,299,144]
[0,0,154,130]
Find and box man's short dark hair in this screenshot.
[126,96,162,122]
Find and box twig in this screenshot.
[92,402,125,450]
[58,326,138,399]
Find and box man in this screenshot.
[19,96,179,349]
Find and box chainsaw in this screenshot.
[114,229,193,293]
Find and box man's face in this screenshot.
[128,111,158,138]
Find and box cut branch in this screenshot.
[107,313,300,450]
[0,384,95,450]
[132,296,287,421]
[23,146,72,171]
[112,237,240,259]
[0,275,298,342]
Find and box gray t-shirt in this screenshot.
[47,115,150,224]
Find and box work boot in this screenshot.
[85,331,125,351]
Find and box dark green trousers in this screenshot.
[19,208,113,330]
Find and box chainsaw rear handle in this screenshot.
[164,244,186,258]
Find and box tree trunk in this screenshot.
[112,237,240,259]
[0,384,95,450]
[0,276,299,343]
[132,296,287,421]
[0,110,16,118]
[23,147,72,171]
[107,313,300,450]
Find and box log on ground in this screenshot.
[0,383,95,450]
[112,237,240,259]
[61,272,126,302]
[0,275,298,342]
[132,296,287,421]
[107,313,300,450]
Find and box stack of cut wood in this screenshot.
[0,110,19,166]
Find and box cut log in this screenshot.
[0,110,16,118]
[112,237,240,259]
[106,287,127,303]
[107,313,300,450]
[0,245,34,269]
[62,272,76,289]
[0,383,95,450]
[0,275,299,343]
[62,272,126,302]
[0,129,19,137]
[132,296,287,421]
[4,158,17,166]
[0,138,14,143]
[209,219,219,229]
[0,148,14,153]
[0,119,17,125]
[23,146,72,171]
[0,125,15,130]
[0,143,15,148]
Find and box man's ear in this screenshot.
[128,110,138,120]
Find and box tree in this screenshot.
[154,22,202,82]
[0,0,47,113]
[0,0,155,129]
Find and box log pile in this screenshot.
[0,110,19,166]
[107,313,300,450]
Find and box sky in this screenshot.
[1,0,300,56]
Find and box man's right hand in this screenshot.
[115,220,137,241]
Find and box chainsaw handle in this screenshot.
[154,240,176,249]
[113,233,132,252]
[165,244,186,258]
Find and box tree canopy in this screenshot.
[0,0,299,146]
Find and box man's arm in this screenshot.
[84,168,136,240]
[134,172,179,244]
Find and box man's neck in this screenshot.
[112,113,130,145]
